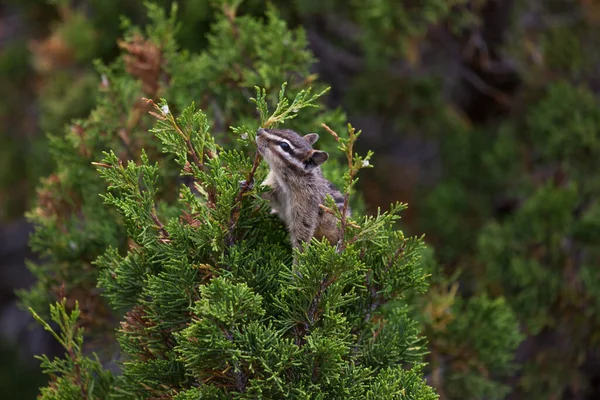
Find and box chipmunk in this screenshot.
[255,127,348,250]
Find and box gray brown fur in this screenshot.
[255,127,348,250]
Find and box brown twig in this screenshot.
[151,211,170,241]
[67,345,89,400]
[218,324,248,393]
[91,162,111,168]
[321,123,355,253]
[320,123,340,141]
[295,273,339,346]
[224,152,262,247]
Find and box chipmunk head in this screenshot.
[256,128,329,175]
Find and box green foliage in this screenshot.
[366,366,438,400]
[91,88,431,397]
[289,0,480,63]
[29,300,115,399]
[0,0,225,222]
[410,250,522,400]
[527,82,600,181]
[40,71,99,134]
[24,2,436,398]
[10,0,600,399]
[252,83,330,128]
[441,295,523,399]
[425,27,600,398]
[473,82,600,397]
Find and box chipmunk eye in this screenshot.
[279,142,292,152]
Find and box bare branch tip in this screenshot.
[321,123,340,141]
[148,111,166,120]
[318,204,336,215]
[91,162,111,168]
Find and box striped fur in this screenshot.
[256,128,348,250]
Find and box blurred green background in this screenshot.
[1,0,600,399]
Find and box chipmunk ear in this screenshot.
[304,150,329,169]
[304,133,319,145]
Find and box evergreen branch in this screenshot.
[26,3,447,397]
[251,83,330,128]
[221,0,257,82]
[145,98,205,164]
[293,271,340,348]
[307,278,327,327]
[151,210,170,241]
[225,152,261,247]
[306,274,337,329]
[222,2,241,38]
[68,344,89,400]
[321,123,373,252]
[363,243,406,324]
[218,326,248,393]
[29,300,101,400]
[95,154,169,241]
[145,98,217,205]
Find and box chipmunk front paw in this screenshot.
[239,179,254,190]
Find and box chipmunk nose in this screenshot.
[256,128,267,136]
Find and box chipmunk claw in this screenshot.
[239,179,254,190]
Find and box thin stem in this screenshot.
[321,123,357,253]
[146,98,217,205]
[225,151,262,247]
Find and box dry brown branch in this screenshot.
[118,34,162,96]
